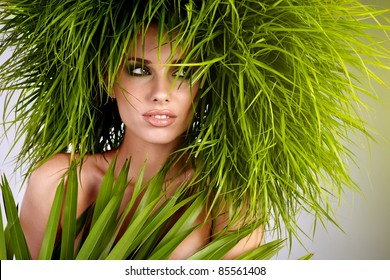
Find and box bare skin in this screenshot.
[20,24,263,260]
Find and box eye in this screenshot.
[173,67,190,79]
[127,64,150,76]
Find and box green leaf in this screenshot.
[298,252,314,260]
[149,193,205,259]
[111,159,132,196]
[60,163,78,259]
[236,239,285,260]
[65,204,95,257]
[90,156,118,227]
[96,160,136,259]
[0,194,7,260]
[188,222,272,261]
[126,196,177,259]
[105,195,162,260]
[0,174,31,260]
[132,227,164,260]
[188,229,251,260]
[38,179,65,259]
[76,196,122,260]
[131,168,165,217]
[103,165,163,259]
[131,194,198,259]
[4,223,13,260]
[148,227,195,260]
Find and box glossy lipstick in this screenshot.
[142,109,177,127]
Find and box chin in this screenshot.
[143,132,184,146]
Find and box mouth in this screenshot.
[152,115,171,119]
[143,110,177,127]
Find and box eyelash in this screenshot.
[126,64,190,79]
[127,64,150,76]
[172,68,189,78]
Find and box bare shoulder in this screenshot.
[20,154,73,258]
[28,153,71,185]
[27,153,109,195]
[20,152,111,258]
[22,152,108,219]
[23,154,73,207]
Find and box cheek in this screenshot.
[180,88,199,120]
[180,82,199,103]
[114,90,140,123]
[178,87,196,105]
[114,79,145,107]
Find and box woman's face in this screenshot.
[113,24,199,147]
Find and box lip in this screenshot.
[142,109,177,127]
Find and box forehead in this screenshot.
[128,24,183,63]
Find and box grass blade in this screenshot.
[76,196,122,260]
[188,225,262,260]
[148,228,195,260]
[188,234,243,260]
[298,253,314,260]
[38,179,65,259]
[105,195,161,259]
[3,224,13,259]
[131,194,198,259]
[75,161,131,259]
[94,160,134,259]
[90,156,118,227]
[132,228,164,260]
[0,194,7,259]
[125,197,177,259]
[60,163,78,259]
[0,174,31,259]
[236,239,285,260]
[104,166,164,259]
[131,168,164,217]
[148,193,205,259]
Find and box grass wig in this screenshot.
[1,0,390,239]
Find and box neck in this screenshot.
[113,132,185,182]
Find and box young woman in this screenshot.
[1,0,389,260]
[19,22,263,260]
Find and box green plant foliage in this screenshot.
[0,175,31,259]
[236,239,286,260]
[38,178,64,259]
[0,192,8,259]
[1,0,390,256]
[0,164,286,260]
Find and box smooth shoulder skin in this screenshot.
[20,153,101,259]
[20,154,69,259]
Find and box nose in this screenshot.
[150,73,171,104]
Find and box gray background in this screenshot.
[1,0,389,259]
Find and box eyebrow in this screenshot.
[127,57,185,65]
[170,59,184,65]
[127,57,152,64]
